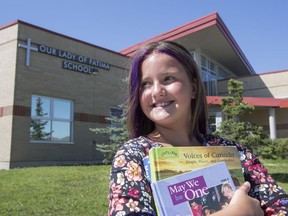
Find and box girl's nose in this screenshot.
[152,83,165,97]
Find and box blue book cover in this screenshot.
[143,156,151,183]
[151,162,236,216]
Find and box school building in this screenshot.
[1,12,287,169]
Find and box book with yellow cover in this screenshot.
[147,146,244,187]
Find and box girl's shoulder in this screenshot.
[202,134,250,155]
[117,136,162,157]
[202,134,231,146]
[203,134,243,147]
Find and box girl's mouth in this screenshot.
[153,101,173,108]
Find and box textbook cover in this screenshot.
[151,162,236,216]
[148,146,244,187]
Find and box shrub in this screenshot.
[257,139,276,159]
[238,133,271,156]
[256,138,288,159]
[274,138,288,159]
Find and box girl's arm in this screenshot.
[108,141,156,216]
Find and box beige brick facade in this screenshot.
[0,21,128,169]
[0,24,19,169]
[218,71,288,98]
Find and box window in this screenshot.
[201,55,217,96]
[218,67,233,80]
[30,95,73,143]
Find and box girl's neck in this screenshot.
[147,128,202,147]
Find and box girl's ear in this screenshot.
[191,79,197,99]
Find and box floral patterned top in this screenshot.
[108,135,288,216]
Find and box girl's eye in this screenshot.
[141,81,150,88]
[164,76,175,82]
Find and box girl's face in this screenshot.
[139,52,196,129]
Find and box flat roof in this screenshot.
[207,96,288,108]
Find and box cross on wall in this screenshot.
[18,38,38,66]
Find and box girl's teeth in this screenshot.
[155,102,169,107]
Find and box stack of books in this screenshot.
[143,146,244,216]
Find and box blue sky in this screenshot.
[1,0,287,74]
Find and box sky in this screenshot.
[1,0,288,74]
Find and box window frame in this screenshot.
[30,95,74,144]
[200,55,218,96]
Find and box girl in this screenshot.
[108,41,287,216]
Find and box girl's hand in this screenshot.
[229,181,264,216]
[212,182,264,216]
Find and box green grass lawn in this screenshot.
[0,165,110,216]
[0,159,287,216]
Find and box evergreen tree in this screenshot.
[30,97,51,140]
[90,105,129,164]
[214,79,269,151]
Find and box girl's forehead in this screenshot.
[142,52,181,67]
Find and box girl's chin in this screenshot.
[151,106,174,115]
[149,114,173,125]
[150,110,171,120]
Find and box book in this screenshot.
[148,146,244,187]
[151,162,236,216]
[143,155,151,183]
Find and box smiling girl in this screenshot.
[108,41,287,216]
